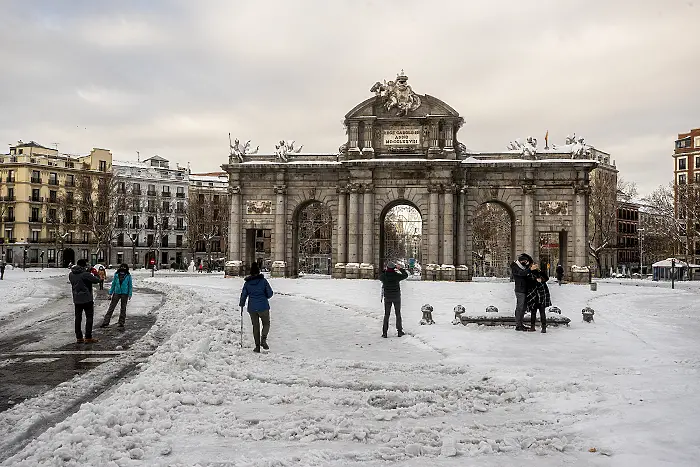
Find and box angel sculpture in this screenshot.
[228,134,259,163]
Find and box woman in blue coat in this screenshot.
[101,263,133,328]
[239,263,274,353]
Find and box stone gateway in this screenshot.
[222,72,596,281]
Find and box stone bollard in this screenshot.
[345,262,360,279]
[439,265,455,281]
[452,305,465,325]
[548,306,562,314]
[271,261,286,278]
[420,304,435,325]
[455,265,470,282]
[485,305,499,313]
[332,263,346,279]
[582,307,595,322]
[359,263,375,279]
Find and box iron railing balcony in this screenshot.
[64,181,75,187]
[2,196,15,201]
[5,176,15,183]
[147,190,157,196]
[162,192,171,197]
[3,216,15,223]
[176,192,185,198]
[48,179,59,186]
[30,177,42,184]
[174,226,186,231]
[29,216,44,223]
[29,196,44,203]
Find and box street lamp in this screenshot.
[638,228,645,275]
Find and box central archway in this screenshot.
[294,201,333,275]
[472,201,514,277]
[380,202,422,274]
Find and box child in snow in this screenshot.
[526,263,551,333]
[239,262,274,353]
[379,261,409,338]
[101,263,133,328]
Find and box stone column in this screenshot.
[336,185,347,264]
[428,122,440,157]
[428,184,440,266]
[361,184,374,278]
[348,184,360,263]
[574,186,588,268]
[444,124,454,149]
[457,187,466,265]
[362,122,374,158]
[442,186,454,266]
[228,185,243,275]
[348,122,361,158]
[272,185,287,277]
[522,184,536,260]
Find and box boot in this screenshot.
[83,338,98,343]
[528,327,537,332]
[381,333,388,338]
[261,339,269,350]
[541,326,547,333]
[253,346,261,353]
[397,330,405,337]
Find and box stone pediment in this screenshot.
[345,94,460,120]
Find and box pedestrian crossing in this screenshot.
[0,350,130,368]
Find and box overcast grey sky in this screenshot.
[1,0,698,195]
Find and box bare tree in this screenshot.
[77,172,119,263]
[45,192,70,266]
[642,183,687,262]
[472,203,512,276]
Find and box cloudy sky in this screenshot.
[1,0,699,195]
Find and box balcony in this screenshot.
[175,226,186,231]
[147,190,157,196]
[64,181,75,187]
[2,196,15,202]
[29,196,44,203]
[175,209,185,214]
[48,179,59,186]
[176,192,185,198]
[133,190,142,196]
[29,216,44,223]
[47,197,58,204]
[146,207,157,213]
[5,177,15,183]
[30,177,42,184]
[3,216,15,223]
[162,192,171,197]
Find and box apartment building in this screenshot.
[0,141,111,267]
[188,172,229,269]
[111,155,189,269]
[616,201,640,274]
[673,127,700,263]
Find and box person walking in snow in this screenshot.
[526,263,551,333]
[239,262,274,353]
[555,263,564,285]
[101,263,133,329]
[379,261,409,338]
[0,260,5,280]
[69,258,101,344]
[511,253,535,331]
[96,265,106,290]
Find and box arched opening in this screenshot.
[380,202,422,275]
[294,201,333,275]
[62,248,75,268]
[472,202,514,277]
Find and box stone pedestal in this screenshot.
[455,265,471,282]
[345,262,360,279]
[362,148,374,159]
[271,261,286,278]
[439,265,455,281]
[570,266,591,284]
[359,263,375,279]
[424,264,439,281]
[332,263,346,279]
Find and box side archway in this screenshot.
[472,200,516,277]
[291,200,333,276]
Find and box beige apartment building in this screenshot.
[0,141,112,267]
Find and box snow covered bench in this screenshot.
[459,309,571,326]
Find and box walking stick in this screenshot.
[240,306,244,348]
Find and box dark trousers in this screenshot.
[99,280,104,290]
[383,298,403,335]
[104,294,129,325]
[514,292,527,328]
[75,301,95,340]
[249,310,270,347]
[530,304,547,329]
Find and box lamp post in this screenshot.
[671,258,676,290]
[638,228,645,275]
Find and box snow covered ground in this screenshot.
[2,271,700,466]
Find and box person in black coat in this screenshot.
[379,261,409,338]
[555,263,564,285]
[68,259,101,344]
[527,266,551,333]
[510,253,534,331]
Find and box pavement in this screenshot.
[0,280,163,414]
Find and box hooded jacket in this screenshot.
[510,260,534,293]
[109,270,133,297]
[239,273,274,312]
[379,267,409,300]
[69,265,100,304]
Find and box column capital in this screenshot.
[361,183,374,194]
[348,183,361,194]
[273,185,287,195]
[336,184,348,194]
[574,185,591,195]
[443,184,458,194]
[522,184,536,195]
[427,183,444,194]
[228,185,241,195]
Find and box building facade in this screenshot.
[0,141,112,267]
[223,73,598,281]
[110,156,189,269]
[616,201,640,274]
[188,172,230,270]
[673,127,700,264]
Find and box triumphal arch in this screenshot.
[222,71,597,280]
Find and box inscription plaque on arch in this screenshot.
[383,127,421,146]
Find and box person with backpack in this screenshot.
[379,261,409,338]
[69,259,101,343]
[526,263,551,333]
[239,262,274,353]
[101,263,133,329]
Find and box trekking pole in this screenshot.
[240,306,244,349]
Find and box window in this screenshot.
[696,157,700,170]
[696,173,700,183]
[5,229,12,241]
[82,249,89,260]
[213,195,220,203]
[162,186,170,194]
[131,233,139,246]
[132,215,139,228]
[176,186,185,198]
[117,215,125,228]
[49,172,58,185]
[118,182,126,194]
[66,174,74,187]
[134,252,139,265]
[49,190,57,202]
[176,201,184,213]
[83,232,90,243]
[31,207,40,222]
[162,235,169,247]
[67,232,74,243]
[98,212,105,225]
[147,217,154,229]
[48,249,55,262]
[32,188,40,201]
[198,194,205,203]
[7,187,13,200]
[133,199,141,211]
[177,217,184,229]
[31,231,39,242]
[117,233,124,246]
[679,174,687,185]
[162,200,170,212]
[66,192,74,203]
[31,170,40,183]
[176,235,183,247]
[99,160,107,172]
[133,183,141,194]
[695,136,700,148]
[48,208,57,222]
[66,210,73,223]
[147,234,154,246]
[148,184,156,196]
[679,158,687,170]
[162,218,169,229]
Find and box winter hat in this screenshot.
[517,253,532,264]
[77,259,87,267]
[250,262,260,276]
[386,261,396,269]
[119,263,129,272]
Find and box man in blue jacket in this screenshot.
[101,263,133,328]
[69,259,101,343]
[239,262,274,353]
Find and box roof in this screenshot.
[12,140,52,150]
[651,258,700,268]
[190,171,227,177]
[143,155,168,162]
